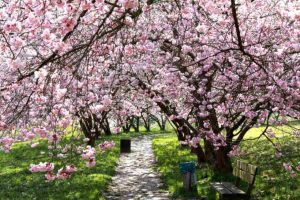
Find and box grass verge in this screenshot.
[0,131,162,200]
[152,134,300,200]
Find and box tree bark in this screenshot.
[204,139,233,173]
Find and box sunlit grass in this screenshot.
[153,128,300,200]
[0,129,171,200]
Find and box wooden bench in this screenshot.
[211,160,258,200]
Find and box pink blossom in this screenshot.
[290,171,297,178]
[182,7,193,19]
[25,132,36,140]
[91,105,105,113]
[124,16,134,26]
[45,171,56,181]
[48,134,60,143]
[296,164,300,172]
[275,151,283,158]
[57,168,71,180]
[0,137,14,153]
[283,163,292,172]
[113,127,121,134]
[189,137,200,148]
[60,17,76,32]
[59,118,71,128]
[34,128,48,138]
[56,88,67,101]
[7,58,23,70]
[30,142,39,148]
[65,165,77,173]
[82,2,93,10]
[29,162,54,172]
[0,121,7,130]
[3,20,21,33]
[86,158,96,168]
[120,0,138,9]
[82,146,96,160]
[98,141,115,151]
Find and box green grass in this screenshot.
[152,133,300,200]
[0,130,166,200]
[242,121,300,139]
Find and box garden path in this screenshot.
[104,135,170,200]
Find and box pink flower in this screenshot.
[120,0,138,9]
[56,88,67,101]
[82,2,93,10]
[57,168,71,180]
[283,163,292,172]
[0,121,7,130]
[290,171,297,178]
[49,134,60,143]
[25,132,36,140]
[113,127,121,134]
[59,17,76,32]
[91,105,105,113]
[189,137,200,148]
[86,158,96,168]
[81,146,96,160]
[98,141,115,151]
[58,118,70,128]
[124,16,134,26]
[3,20,21,33]
[30,142,39,148]
[0,137,14,153]
[29,162,54,172]
[275,151,283,158]
[296,164,300,172]
[45,171,56,181]
[34,128,48,138]
[65,165,77,173]
[182,7,194,19]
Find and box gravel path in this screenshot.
[104,136,170,200]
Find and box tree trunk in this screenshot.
[215,147,233,172]
[79,118,98,147]
[145,123,150,132]
[191,144,206,163]
[160,115,167,131]
[204,139,232,173]
[103,117,111,135]
[131,116,140,132]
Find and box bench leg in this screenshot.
[209,186,218,200]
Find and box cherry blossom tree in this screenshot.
[0,0,300,175]
[115,0,300,172]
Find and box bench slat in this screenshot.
[234,169,255,184]
[222,182,245,194]
[211,182,233,194]
[236,160,257,175]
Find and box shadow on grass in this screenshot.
[153,136,300,200]
[0,131,168,200]
[0,137,119,200]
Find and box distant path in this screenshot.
[105,135,170,200]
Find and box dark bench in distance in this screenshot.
[211,160,258,200]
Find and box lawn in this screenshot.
[0,130,149,200]
[152,130,300,199]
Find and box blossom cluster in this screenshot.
[81,145,97,168]
[283,162,300,178]
[98,141,115,151]
[29,162,77,181]
[0,137,14,153]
